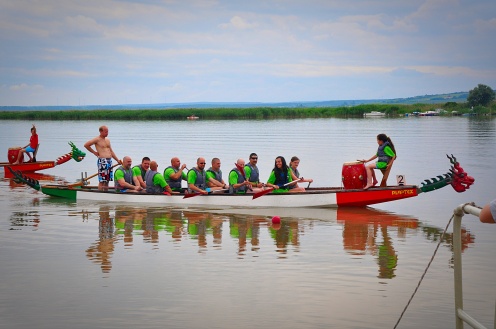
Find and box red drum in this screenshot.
[342,161,367,189]
[8,147,22,164]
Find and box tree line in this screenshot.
[0,84,493,121]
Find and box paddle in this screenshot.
[252,180,300,200]
[182,188,228,199]
[68,163,119,187]
[235,162,253,191]
[298,176,312,189]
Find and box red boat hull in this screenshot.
[1,161,55,178]
[336,187,418,207]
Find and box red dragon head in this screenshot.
[447,154,475,192]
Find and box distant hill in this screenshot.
[0,91,469,111]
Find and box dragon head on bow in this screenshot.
[447,154,475,192]
[69,141,86,162]
[419,155,474,193]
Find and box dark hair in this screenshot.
[377,133,397,157]
[142,157,150,162]
[290,156,299,163]
[249,153,257,159]
[273,156,289,176]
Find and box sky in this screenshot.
[1,0,495,106]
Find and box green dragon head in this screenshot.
[69,141,86,162]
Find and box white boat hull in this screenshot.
[40,185,421,208]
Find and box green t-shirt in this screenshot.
[206,169,223,184]
[228,170,240,186]
[229,170,246,194]
[376,146,395,169]
[132,166,145,179]
[152,173,169,188]
[187,170,203,185]
[164,167,187,181]
[114,167,138,181]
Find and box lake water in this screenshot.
[0,117,495,329]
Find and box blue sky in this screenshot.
[1,0,495,106]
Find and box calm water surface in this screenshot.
[0,117,495,329]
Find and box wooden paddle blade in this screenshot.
[183,192,201,199]
[67,181,83,188]
[235,162,247,179]
[252,188,274,200]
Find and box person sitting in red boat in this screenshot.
[14,124,38,164]
[361,133,396,190]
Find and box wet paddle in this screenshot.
[68,163,119,187]
[182,188,228,199]
[235,162,253,191]
[183,191,203,199]
[252,180,300,200]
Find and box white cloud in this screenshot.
[9,83,43,91]
[0,0,495,105]
[220,16,259,29]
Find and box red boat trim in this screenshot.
[1,161,56,178]
[336,186,418,207]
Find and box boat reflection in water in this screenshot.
[338,207,418,279]
[86,205,116,274]
[85,206,475,275]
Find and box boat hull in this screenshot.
[39,185,420,208]
[1,161,56,178]
[364,111,386,117]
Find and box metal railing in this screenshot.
[453,203,495,329]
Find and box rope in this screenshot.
[393,213,455,329]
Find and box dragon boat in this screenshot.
[1,142,86,179]
[9,155,474,208]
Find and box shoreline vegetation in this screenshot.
[0,103,494,121]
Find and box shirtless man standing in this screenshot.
[84,125,121,191]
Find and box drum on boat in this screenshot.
[8,147,22,164]
[342,161,367,189]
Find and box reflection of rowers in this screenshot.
[86,206,116,274]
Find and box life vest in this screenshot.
[188,167,206,192]
[229,168,246,193]
[114,166,134,191]
[164,166,182,189]
[207,167,223,182]
[245,163,259,183]
[377,141,392,164]
[145,170,163,194]
[274,169,289,188]
[289,167,299,189]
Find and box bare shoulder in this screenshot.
[84,135,100,146]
